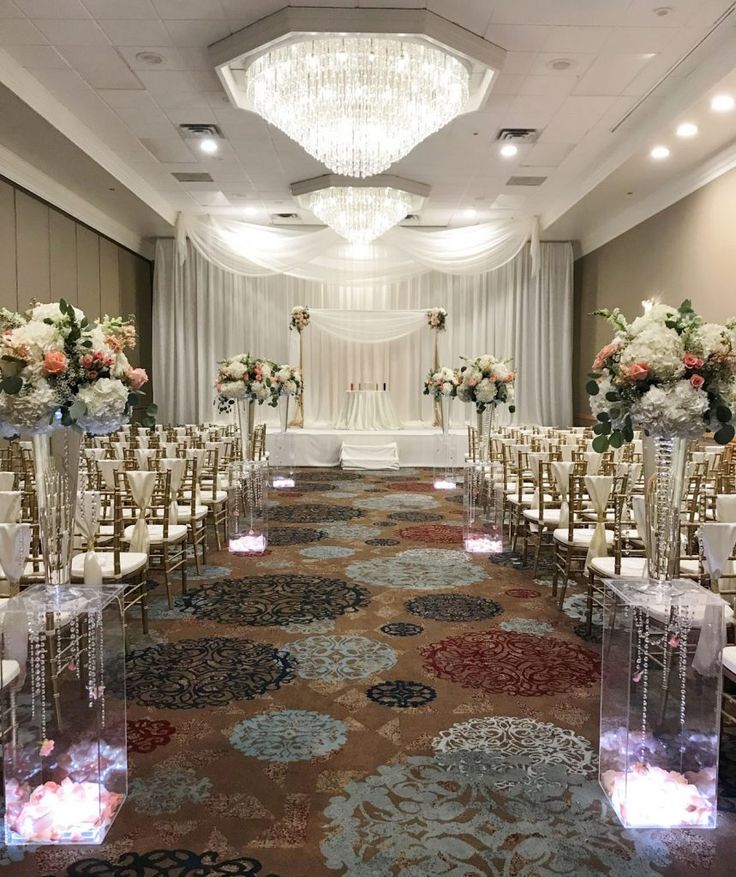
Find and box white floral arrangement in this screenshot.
[588,299,736,450]
[272,364,303,397]
[215,353,280,412]
[423,366,459,399]
[427,307,447,331]
[0,301,152,437]
[457,355,516,413]
[290,305,310,333]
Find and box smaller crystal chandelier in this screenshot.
[303,186,412,244]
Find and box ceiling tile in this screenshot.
[541,25,612,53]
[175,46,212,70]
[485,24,549,51]
[135,69,196,93]
[502,52,537,76]
[490,0,631,28]
[529,52,596,76]
[98,18,172,45]
[3,43,69,66]
[163,19,233,46]
[518,74,578,97]
[153,90,212,110]
[538,95,616,142]
[573,52,655,96]
[218,0,280,19]
[0,18,48,43]
[0,1,22,16]
[604,26,680,54]
[489,73,525,95]
[504,93,567,128]
[140,136,195,163]
[15,0,90,17]
[153,0,224,18]
[33,18,110,45]
[522,141,573,166]
[57,45,143,88]
[81,0,158,17]
[189,70,222,92]
[427,0,495,37]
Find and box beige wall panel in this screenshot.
[573,165,736,421]
[76,225,101,319]
[0,181,17,311]
[99,237,121,317]
[15,190,49,306]
[49,211,77,304]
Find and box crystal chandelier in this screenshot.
[244,36,469,177]
[303,186,412,244]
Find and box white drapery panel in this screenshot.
[176,213,538,284]
[153,239,573,428]
[308,309,426,342]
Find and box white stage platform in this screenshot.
[268,427,465,468]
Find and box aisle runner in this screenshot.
[11,470,736,876]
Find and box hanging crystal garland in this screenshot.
[303,186,412,244]
[244,36,470,177]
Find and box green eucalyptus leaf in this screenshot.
[605,391,620,402]
[714,423,735,445]
[592,434,609,453]
[716,406,731,423]
[1,375,22,394]
[596,412,610,421]
[586,380,599,396]
[609,430,624,449]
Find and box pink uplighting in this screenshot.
[601,764,716,828]
[433,479,457,490]
[229,532,267,555]
[464,535,503,554]
[5,778,124,844]
[273,477,295,489]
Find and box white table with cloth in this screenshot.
[335,390,402,430]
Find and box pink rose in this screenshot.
[683,353,704,369]
[43,351,67,375]
[39,739,54,757]
[624,362,649,381]
[593,340,622,371]
[127,367,148,390]
[468,377,479,387]
[690,374,705,390]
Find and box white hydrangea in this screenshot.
[227,360,248,381]
[111,352,130,379]
[77,378,129,420]
[218,380,246,400]
[30,302,84,324]
[0,382,58,433]
[251,380,272,401]
[10,321,64,355]
[475,378,498,404]
[631,382,709,438]
[619,325,684,379]
[589,374,613,419]
[629,303,677,336]
[693,322,732,359]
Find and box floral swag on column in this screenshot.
[288,306,310,428]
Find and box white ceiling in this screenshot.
[0,0,735,251]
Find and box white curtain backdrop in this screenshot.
[176,212,539,284]
[153,238,573,428]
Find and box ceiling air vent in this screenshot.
[171,172,214,182]
[506,175,547,186]
[497,128,539,144]
[178,123,222,139]
[270,213,301,224]
[401,214,421,225]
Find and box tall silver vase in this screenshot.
[236,398,256,461]
[643,434,688,583]
[476,404,495,461]
[32,428,82,586]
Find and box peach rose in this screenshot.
[624,362,649,381]
[690,374,705,390]
[593,340,622,371]
[43,351,67,375]
[683,353,704,369]
[127,367,148,391]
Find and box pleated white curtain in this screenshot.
[153,239,573,428]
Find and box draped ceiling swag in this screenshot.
[175,213,540,285]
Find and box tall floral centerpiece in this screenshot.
[588,299,736,582]
[427,307,447,427]
[0,301,151,584]
[272,364,303,434]
[457,355,516,460]
[215,353,279,459]
[423,366,459,434]
[289,305,310,428]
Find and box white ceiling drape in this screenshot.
[153,238,572,429]
[309,309,427,343]
[176,212,538,285]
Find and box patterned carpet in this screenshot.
[6,468,736,876]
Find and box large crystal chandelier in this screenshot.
[244,36,470,177]
[303,186,412,244]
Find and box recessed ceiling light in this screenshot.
[243,206,258,216]
[500,143,518,158]
[711,94,735,112]
[676,122,698,138]
[650,145,670,159]
[135,51,165,66]
[547,57,575,71]
[463,208,478,218]
[653,6,672,16]
[199,137,219,154]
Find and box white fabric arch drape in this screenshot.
[153,239,573,429]
[309,309,427,343]
[176,212,538,285]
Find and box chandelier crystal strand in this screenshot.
[245,37,470,177]
[305,186,412,244]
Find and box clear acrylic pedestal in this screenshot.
[463,461,504,554]
[228,459,269,555]
[600,578,725,829]
[2,584,127,845]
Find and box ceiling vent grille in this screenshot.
[171,172,214,182]
[178,123,222,139]
[271,212,301,224]
[497,128,539,144]
[506,175,547,186]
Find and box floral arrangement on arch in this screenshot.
[0,300,153,437]
[214,353,281,412]
[427,307,447,331]
[423,366,460,399]
[290,305,310,333]
[273,364,303,398]
[588,300,736,451]
[457,355,516,412]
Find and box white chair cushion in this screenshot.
[71,552,148,579]
[588,556,647,578]
[175,504,209,521]
[123,524,188,544]
[724,645,736,675]
[553,528,615,548]
[523,508,561,527]
[201,490,228,505]
[1,659,20,689]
